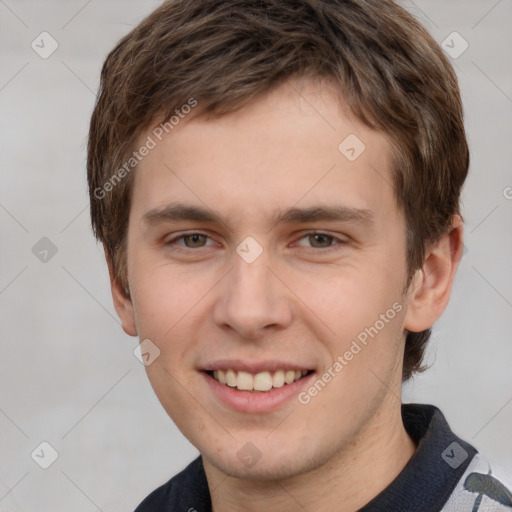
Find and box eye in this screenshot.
[165,232,214,249]
[294,232,346,251]
[306,233,335,249]
[182,233,208,248]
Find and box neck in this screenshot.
[204,397,417,512]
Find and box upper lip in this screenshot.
[201,359,314,374]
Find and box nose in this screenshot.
[212,249,293,340]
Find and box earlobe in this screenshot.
[404,216,464,333]
[106,255,138,337]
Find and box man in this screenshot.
[87,0,512,510]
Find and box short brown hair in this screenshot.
[87,0,469,381]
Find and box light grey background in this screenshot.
[0,1,511,510]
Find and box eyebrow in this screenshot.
[143,204,224,226]
[142,202,375,228]
[272,205,374,225]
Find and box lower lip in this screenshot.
[202,371,315,413]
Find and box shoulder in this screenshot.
[442,453,512,512]
[133,456,211,512]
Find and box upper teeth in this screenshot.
[212,369,308,392]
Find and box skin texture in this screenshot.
[109,77,463,511]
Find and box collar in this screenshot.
[359,403,477,511]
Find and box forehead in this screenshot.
[130,77,398,228]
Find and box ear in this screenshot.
[106,254,138,337]
[404,215,464,333]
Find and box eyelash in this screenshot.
[164,231,347,253]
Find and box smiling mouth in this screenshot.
[205,369,313,392]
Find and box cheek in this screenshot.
[288,261,408,388]
[305,307,406,419]
[293,262,403,332]
[128,248,198,331]
[128,257,221,372]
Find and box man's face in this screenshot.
[122,78,412,479]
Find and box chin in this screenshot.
[202,440,334,482]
